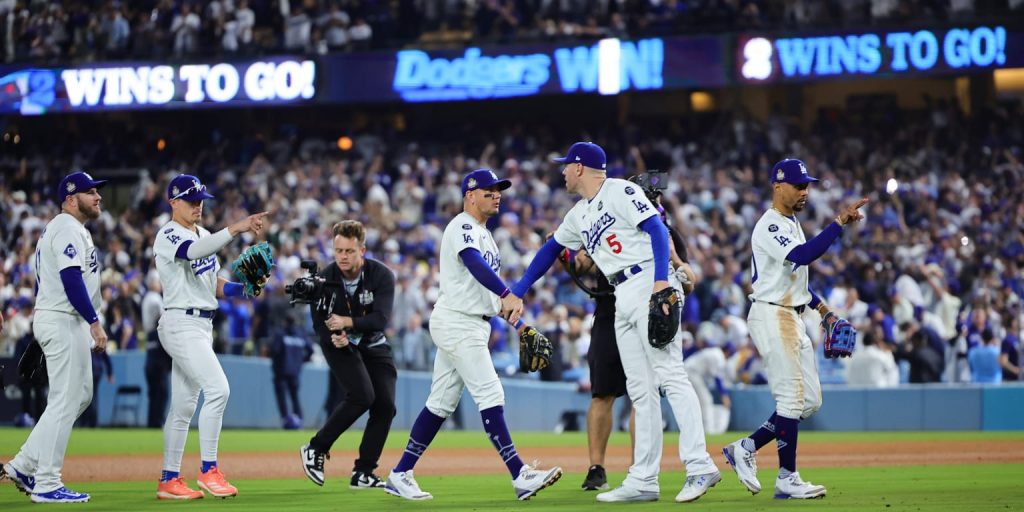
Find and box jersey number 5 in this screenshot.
[606,234,623,254]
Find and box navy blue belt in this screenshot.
[753,299,805,314]
[607,264,643,286]
[184,308,216,319]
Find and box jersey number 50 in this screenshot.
[606,234,623,254]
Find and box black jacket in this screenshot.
[310,258,396,349]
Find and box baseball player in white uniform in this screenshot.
[152,174,268,500]
[722,159,867,499]
[684,340,731,435]
[1,172,109,503]
[510,142,719,504]
[384,169,562,502]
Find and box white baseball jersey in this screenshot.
[34,213,101,315]
[750,208,811,306]
[553,178,658,276]
[154,221,220,310]
[434,212,502,317]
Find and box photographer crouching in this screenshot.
[295,220,398,490]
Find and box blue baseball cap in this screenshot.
[461,168,511,196]
[59,171,107,203]
[771,158,819,185]
[167,174,215,201]
[552,142,607,170]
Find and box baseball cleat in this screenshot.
[300,444,327,486]
[197,467,238,498]
[675,471,721,503]
[156,477,204,500]
[774,472,826,499]
[385,470,432,500]
[1,462,36,495]
[512,464,562,501]
[31,487,90,503]
[723,440,762,494]
[350,470,386,489]
[581,464,608,491]
[596,484,660,502]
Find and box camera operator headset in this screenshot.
[295,220,398,490]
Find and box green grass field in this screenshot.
[1,428,1022,510]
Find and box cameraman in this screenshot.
[300,220,398,490]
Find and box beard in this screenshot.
[76,199,101,220]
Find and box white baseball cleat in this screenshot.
[512,463,562,501]
[723,440,762,494]
[774,472,826,499]
[596,485,660,503]
[385,470,433,500]
[675,471,721,503]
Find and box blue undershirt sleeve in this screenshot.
[459,248,510,297]
[59,267,98,324]
[639,216,669,281]
[808,287,823,309]
[785,222,843,266]
[224,282,244,297]
[511,238,564,297]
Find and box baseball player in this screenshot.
[722,159,867,499]
[510,142,719,503]
[153,174,268,500]
[1,172,109,503]
[384,169,562,502]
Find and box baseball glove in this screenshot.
[648,287,680,349]
[519,325,553,373]
[18,340,47,386]
[231,242,275,297]
[822,312,856,359]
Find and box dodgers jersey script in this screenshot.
[750,208,811,306]
[153,221,221,310]
[434,211,502,316]
[553,178,659,276]
[34,213,101,314]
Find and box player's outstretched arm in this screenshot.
[785,197,869,266]
[510,237,565,298]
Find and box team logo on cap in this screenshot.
[467,178,477,189]
[776,169,785,181]
[66,182,76,194]
[799,162,808,175]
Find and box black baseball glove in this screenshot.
[648,288,681,349]
[18,339,47,386]
[519,325,553,373]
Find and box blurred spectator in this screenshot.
[171,3,201,57]
[398,312,431,371]
[968,329,1002,384]
[894,329,943,383]
[270,322,313,429]
[78,347,114,428]
[847,329,899,387]
[1001,314,1021,382]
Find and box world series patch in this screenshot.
[768,224,779,232]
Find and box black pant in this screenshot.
[144,334,172,428]
[310,340,397,473]
[273,373,303,419]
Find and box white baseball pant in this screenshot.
[10,311,93,494]
[613,268,717,493]
[747,302,822,420]
[158,310,231,472]
[425,309,504,417]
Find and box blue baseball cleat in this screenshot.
[31,486,90,503]
[1,462,36,495]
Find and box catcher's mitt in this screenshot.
[648,287,680,349]
[519,325,553,373]
[18,340,47,386]
[232,242,275,297]
[822,312,856,359]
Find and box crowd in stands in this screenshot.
[2,98,1023,400]
[2,0,1022,64]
